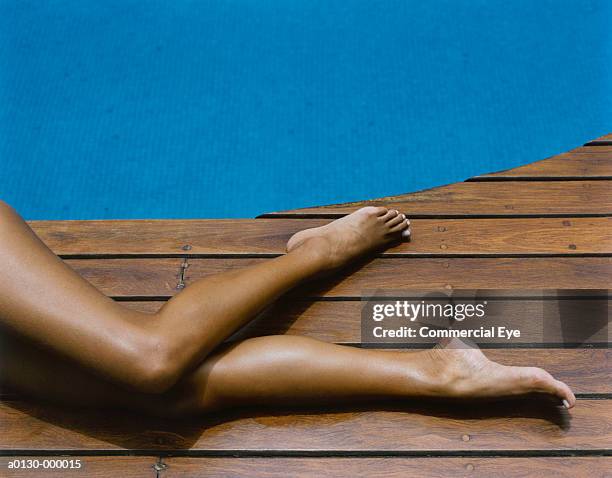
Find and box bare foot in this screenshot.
[286,206,411,269]
[424,338,576,408]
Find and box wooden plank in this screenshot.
[29,219,296,256]
[261,181,612,217]
[64,257,611,298]
[226,298,612,346]
[30,217,612,256]
[0,399,609,451]
[0,456,156,477]
[121,300,611,348]
[67,258,183,297]
[283,257,612,296]
[470,147,612,180]
[585,133,612,146]
[161,457,612,478]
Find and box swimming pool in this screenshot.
[1,0,610,219]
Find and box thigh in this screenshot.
[0,201,151,385]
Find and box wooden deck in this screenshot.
[2,133,611,477]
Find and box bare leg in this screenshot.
[0,201,409,393]
[175,336,576,414]
[0,200,575,412]
[1,332,575,418]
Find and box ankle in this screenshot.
[402,349,463,398]
[287,236,333,270]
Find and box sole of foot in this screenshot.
[430,338,575,409]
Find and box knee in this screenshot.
[128,338,181,395]
[109,319,182,395]
[107,309,191,395]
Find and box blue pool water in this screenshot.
[1,1,610,219]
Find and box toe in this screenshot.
[364,206,389,217]
[356,206,387,217]
[525,367,576,406]
[555,379,576,408]
[550,379,575,408]
[389,219,410,233]
[380,209,399,222]
[386,214,406,228]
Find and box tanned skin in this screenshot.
[0,201,574,417]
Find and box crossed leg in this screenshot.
[0,200,575,418]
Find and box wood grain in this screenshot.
[284,257,612,296]
[0,456,157,478]
[66,258,183,297]
[262,181,612,217]
[161,457,612,478]
[30,217,612,256]
[470,147,612,179]
[0,399,609,452]
[121,299,611,347]
[64,257,611,298]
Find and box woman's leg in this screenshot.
[0,200,409,393]
[0,332,575,419]
[173,336,576,414]
[0,200,575,413]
